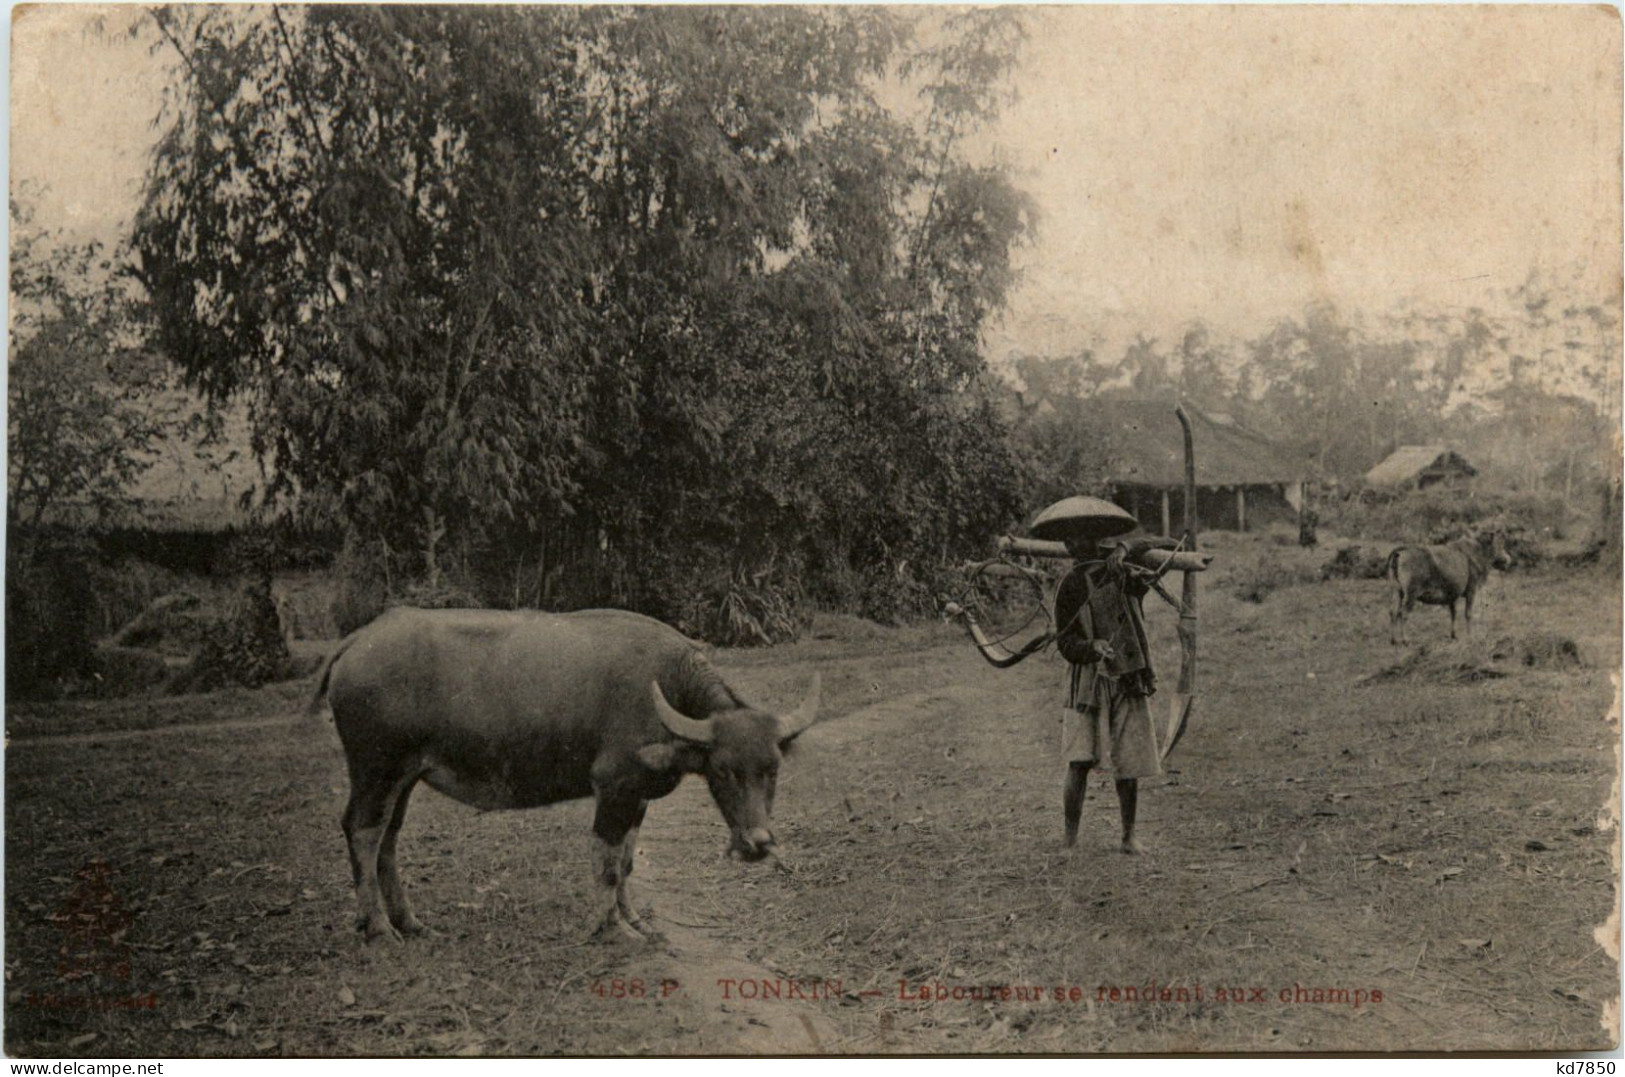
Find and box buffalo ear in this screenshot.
[637,741,704,774]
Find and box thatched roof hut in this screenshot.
[1364,446,1478,489]
[1086,400,1310,533]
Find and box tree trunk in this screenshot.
[423,506,446,589]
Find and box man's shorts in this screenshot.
[1062,672,1163,779]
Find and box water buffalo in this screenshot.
[1386,530,1511,644]
[307,607,823,943]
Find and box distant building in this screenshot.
[1363,446,1478,490]
[1087,400,1310,534]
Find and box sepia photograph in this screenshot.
[6,2,1622,1057]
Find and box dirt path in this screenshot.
[629,834,841,1053]
[6,573,1615,1054]
[605,674,967,1053]
[616,657,1005,1053]
[7,711,309,749]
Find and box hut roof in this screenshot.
[1364,446,1477,486]
[1088,400,1308,488]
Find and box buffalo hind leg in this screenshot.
[377,776,429,937]
[342,768,416,944]
[589,794,647,942]
[1391,589,1413,646]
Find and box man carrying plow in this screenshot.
[945,407,1205,854]
[1042,498,1162,853]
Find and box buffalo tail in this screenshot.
[305,631,361,720]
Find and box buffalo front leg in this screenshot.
[1448,599,1459,640]
[615,802,650,932]
[377,776,429,937]
[589,794,647,942]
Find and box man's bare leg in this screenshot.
[1115,777,1142,854]
[1064,762,1092,847]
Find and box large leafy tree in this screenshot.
[135,6,1033,625]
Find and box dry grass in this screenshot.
[1206,530,1338,603]
[1491,631,1587,670]
[1363,630,1590,686]
[1361,644,1509,685]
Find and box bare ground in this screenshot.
[5,564,1618,1055]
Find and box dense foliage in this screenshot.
[8,198,205,693]
[8,201,189,540]
[135,7,1035,637]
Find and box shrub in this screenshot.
[6,537,98,698]
[168,574,291,692]
[1321,545,1390,580]
[856,562,940,627]
[330,533,391,635]
[87,645,174,697]
[82,557,192,639]
[715,568,802,647]
[637,547,807,647]
[1489,632,1585,669]
[103,591,216,655]
[1324,487,1567,545]
[1225,556,1321,603]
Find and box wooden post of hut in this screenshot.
[1236,487,1247,532]
[1160,489,1172,537]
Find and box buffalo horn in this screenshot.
[651,682,715,744]
[775,673,823,741]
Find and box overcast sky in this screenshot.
[12,5,1622,360]
[977,5,1622,358]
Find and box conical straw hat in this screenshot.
[1029,495,1139,541]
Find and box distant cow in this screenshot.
[1386,530,1512,644]
[308,607,824,943]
